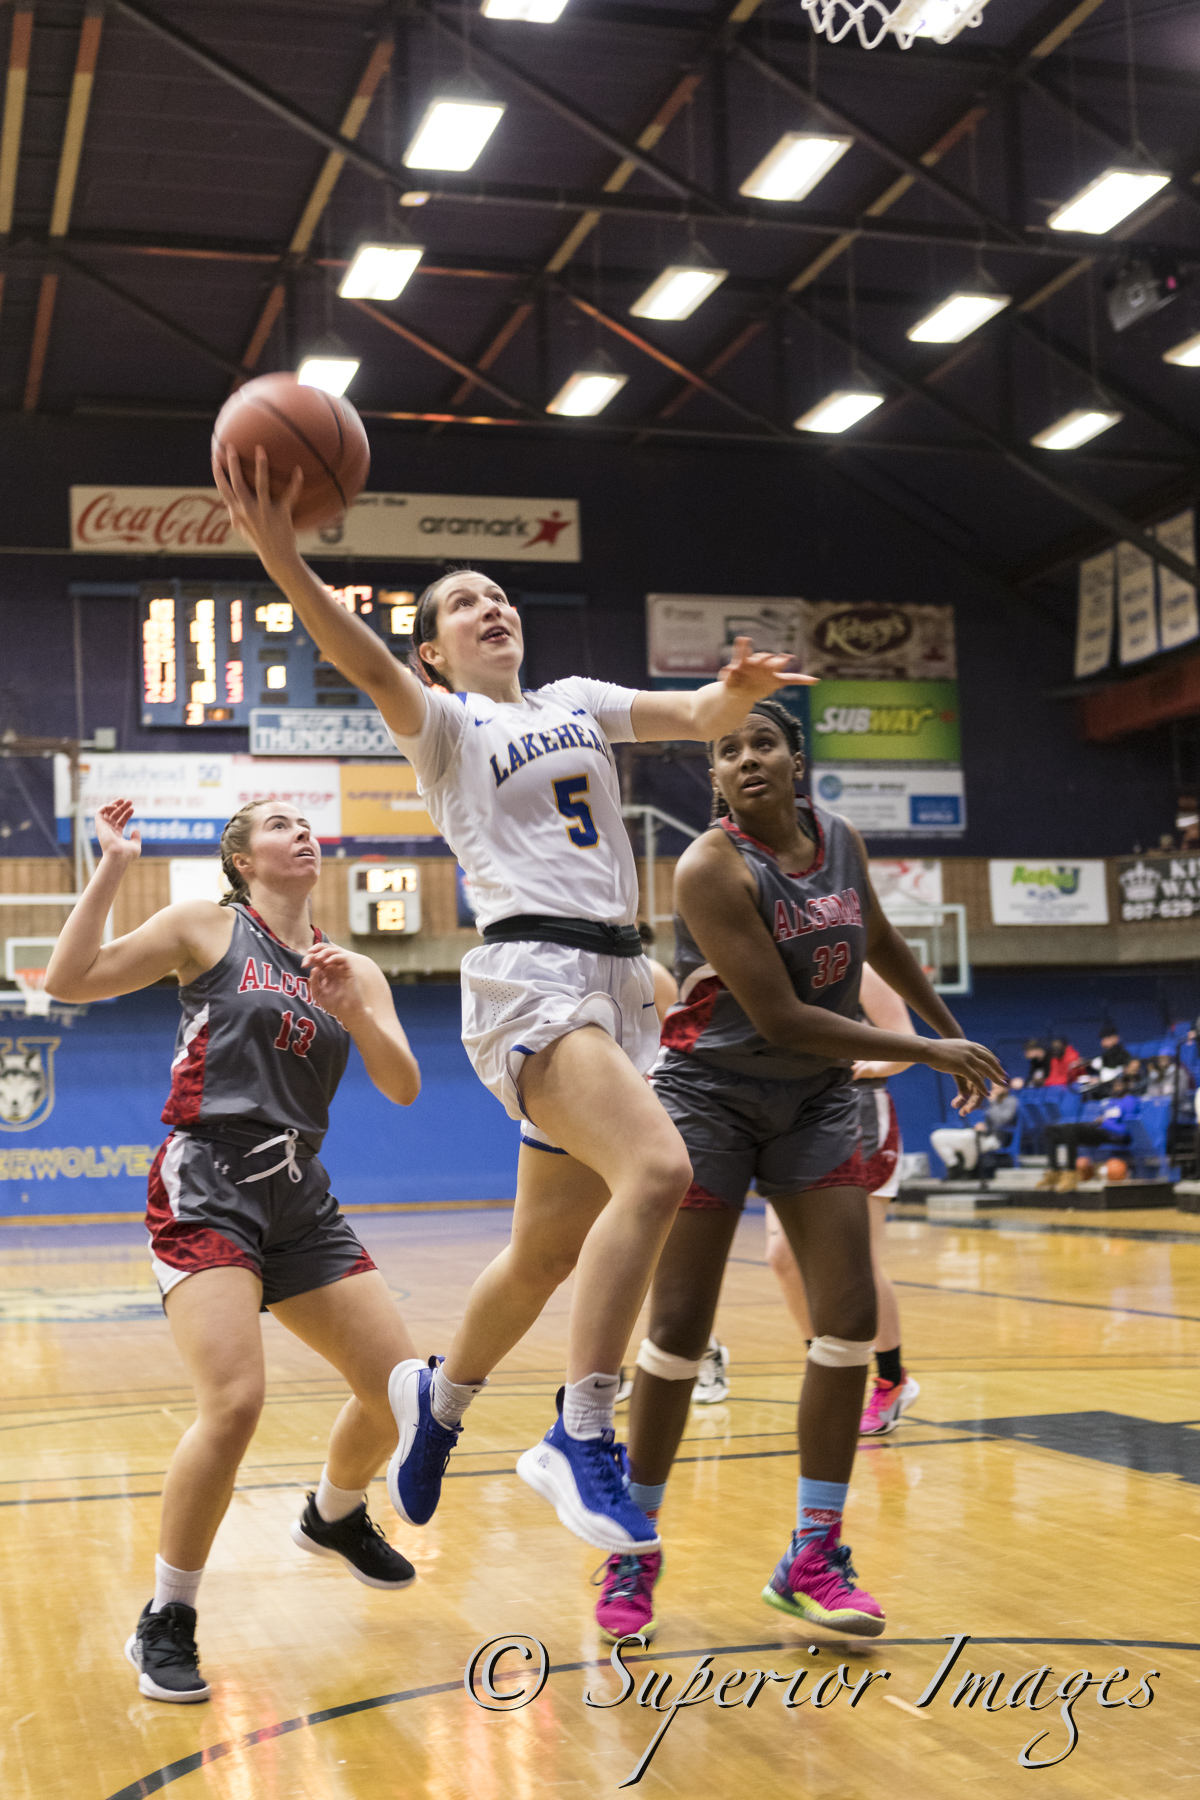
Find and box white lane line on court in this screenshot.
[885,1696,930,1719]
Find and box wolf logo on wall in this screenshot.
[0,1038,59,1132]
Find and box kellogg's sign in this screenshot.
[802,602,956,680]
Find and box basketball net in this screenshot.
[801,0,988,50]
[15,970,52,1017]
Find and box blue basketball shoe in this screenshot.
[386,1356,461,1527]
[516,1414,661,1554]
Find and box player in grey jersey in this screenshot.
[47,795,422,1705]
[593,699,1005,1645]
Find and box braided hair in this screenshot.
[708,697,806,822]
[218,800,266,906]
[406,565,487,692]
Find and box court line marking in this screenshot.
[101,1636,1200,1800]
[728,1257,1200,1324]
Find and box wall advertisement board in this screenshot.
[55,754,342,845]
[645,596,955,681]
[69,487,581,562]
[1115,855,1200,921]
[988,860,1109,926]
[810,681,960,763]
[813,767,964,836]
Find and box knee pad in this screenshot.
[807,1335,874,1369]
[635,1338,703,1381]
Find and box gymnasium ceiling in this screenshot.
[2,0,1200,608]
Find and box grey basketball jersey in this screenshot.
[662,804,869,1081]
[162,904,350,1148]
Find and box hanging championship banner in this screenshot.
[1157,510,1199,654]
[1117,542,1158,665]
[1075,549,1115,679]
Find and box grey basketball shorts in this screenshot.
[650,1051,868,1211]
[146,1129,375,1307]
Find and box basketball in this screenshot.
[211,372,370,532]
[1105,1158,1129,1182]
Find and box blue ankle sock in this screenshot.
[629,1480,667,1516]
[796,1477,848,1546]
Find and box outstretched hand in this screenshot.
[95,799,141,865]
[718,636,818,702]
[212,443,305,572]
[923,1038,1008,1115]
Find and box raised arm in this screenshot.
[630,637,816,744]
[302,942,420,1106]
[675,832,1005,1108]
[45,800,228,1001]
[213,445,428,740]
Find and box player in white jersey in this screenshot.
[214,445,814,1555]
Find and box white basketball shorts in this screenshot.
[459,939,660,1150]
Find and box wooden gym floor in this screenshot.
[1,1202,1197,1800]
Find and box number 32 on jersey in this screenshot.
[811,941,851,991]
[553,774,599,848]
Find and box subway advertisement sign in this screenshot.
[809,681,961,764]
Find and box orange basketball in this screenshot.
[212,372,370,532]
[1104,1158,1128,1182]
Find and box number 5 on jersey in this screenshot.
[553,774,599,848]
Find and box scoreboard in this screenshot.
[140,581,416,728]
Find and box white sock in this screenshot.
[563,1372,620,1441]
[152,1554,204,1614]
[431,1365,487,1429]
[315,1469,364,1523]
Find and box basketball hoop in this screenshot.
[801,0,989,51]
[15,969,52,1017]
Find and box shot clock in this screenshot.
[348,864,421,935]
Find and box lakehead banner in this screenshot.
[1157,510,1199,654]
[55,753,342,846]
[69,488,581,562]
[988,860,1109,926]
[1115,854,1200,921]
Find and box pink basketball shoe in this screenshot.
[859,1372,920,1437]
[761,1527,885,1636]
[594,1550,663,1643]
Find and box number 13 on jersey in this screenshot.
[553,775,599,848]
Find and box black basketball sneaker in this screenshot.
[125,1601,210,1703]
[291,1493,416,1589]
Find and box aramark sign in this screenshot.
[69,488,582,562]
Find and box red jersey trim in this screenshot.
[720,802,826,878]
[162,1005,210,1126]
[660,976,722,1055]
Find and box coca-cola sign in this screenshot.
[72,488,235,552]
[69,486,582,560]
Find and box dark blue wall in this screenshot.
[0,984,519,1219]
[0,411,1175,860]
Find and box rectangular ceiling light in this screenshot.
[907,290,1011,343]
[403,100,505,173]
[482,0,568,17]
[1163,330,1200,367]
[888,0,991,43]
[794,389,884,433]
[546,370,628,417]
[1030,407,1123,450]
[1047,167,1171,235]
[739,133,852,204]
[630,264,728,322]
[338,244,424,301]
[297,356,360,396]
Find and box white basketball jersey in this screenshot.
[390,678,641,931]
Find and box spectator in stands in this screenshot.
[1023,1039,1048,1087]
[1081,1027,1129,1093]
[930,1079,1022,1178]
[1045,1036,1085,1086]
[1181,1025,1200,1088]
[1144,1052,1192,1105]
[1036,1078,1138,1193]
[1121,1056,1148,1096]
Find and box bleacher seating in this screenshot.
[1013,1088,1176,1177]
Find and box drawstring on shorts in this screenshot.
[236,1128,303,1186]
